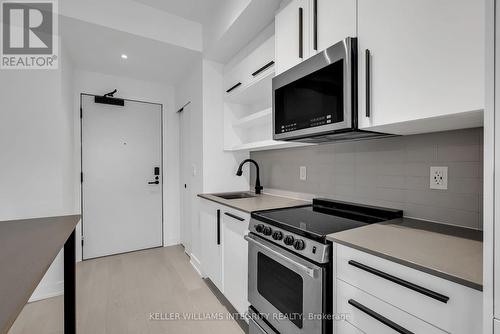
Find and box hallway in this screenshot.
[8,246,244,334]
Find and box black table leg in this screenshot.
[64,229,76,334]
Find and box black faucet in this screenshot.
[236,159,263,194]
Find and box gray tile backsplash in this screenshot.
[250,128,484,230]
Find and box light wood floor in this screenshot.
[8,245,245,334]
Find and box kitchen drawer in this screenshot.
[336,244,482,334]
[337,279,445,334]
[336,319,364,334]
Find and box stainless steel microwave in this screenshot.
[272,37,388,143]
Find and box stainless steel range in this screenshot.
[246,198,403,334]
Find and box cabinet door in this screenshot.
[222,210,250,316]
[223,35,275,95]
[313,0,357,53]
[358,0,484,131]
[495,0,500,320]
[200,204,223,291]
[336,320,364,334]
[275,0,311,75]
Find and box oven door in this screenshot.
[245,233,325,334]
[273,37,356,141]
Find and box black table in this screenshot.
[0,215,80,334]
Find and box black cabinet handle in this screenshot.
[365,49,371,117]
[348,260,449,304]
[224,212,245,222]
[348,299,414,334]
[226,82,242,93]
[313,0,318,51]
[251,61,275,77]
[299,7,303,58]
[148,181,159,185]
[216,209,221,245]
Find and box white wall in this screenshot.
[73,70,180,259]
[0,45,77,301]
[202,59,249,193]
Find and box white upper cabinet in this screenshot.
[275,0,357,75]
[223,34,275,96]
[357,0,484,133]
[275,0,311,75]
[314,0,357,53]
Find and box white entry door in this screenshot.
[81,94,163,260]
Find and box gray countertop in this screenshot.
[0,215,81,334]
[198,192,310,213]
[327,217,483,291]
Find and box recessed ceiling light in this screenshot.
[121,54,128,59]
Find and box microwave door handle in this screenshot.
[299,7,304,58]
[366,49,371,117]
[313,0,318,51]
[244,235,317,278]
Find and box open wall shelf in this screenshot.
[225,140,313,152]
[233,108,272,129]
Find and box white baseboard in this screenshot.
[164,237,180,247]
[28,280,64,303]
[189,253,202,277]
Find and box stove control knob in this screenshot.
[255,224,264,233]
[293,239,306,251]
[272,231,283,241]
[284,235,295,246]
[263,226,272,236]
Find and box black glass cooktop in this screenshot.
[251,198,403,242]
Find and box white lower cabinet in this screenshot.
[337,279,445,334]
[333,243,482,334]
[199,200,223,292]
[199,198,250,317]
[222,208,250,316]
[336,319,364,334]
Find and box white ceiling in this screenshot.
[60,16,201,84]
[131,0,225,24]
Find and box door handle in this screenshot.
[148,181,159,185]
[251,61,275,77]
[217,210,221,245]
[348,299,414,334]
[226,82,242,93]
[348,260,449,303]
[313,0,318,51]
[224,212,245,221]
[245,234,318,278]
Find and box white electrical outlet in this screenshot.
[430,166,448,190]
[300,166,307,181]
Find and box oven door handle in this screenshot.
[244,235,318,278]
